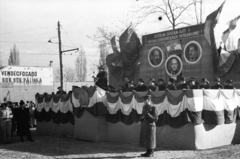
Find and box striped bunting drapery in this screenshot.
[36,87,240,128]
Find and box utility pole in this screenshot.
[57,21,78,89]
[57,21,63,88]
[200,0,202,24]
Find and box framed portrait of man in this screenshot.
[148,46,164,68]
[183,41,202,64]
[165,55,182,76]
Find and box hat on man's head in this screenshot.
[139,78,144,83]
[144,95,151,101]
[98,66,104,70]
[19,100,25,106]
[189,77,195,82]
[226,79,233,83]
[57,86,62,89]
[215,77,220,82]
[169,78,175,83]
[158,78,164,82]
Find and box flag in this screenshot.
[110,36,120,54]
[204,1,225,71]
[221,15,240,44]
[119,24,141,80]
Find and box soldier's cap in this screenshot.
[215,77,220,82]
[158,78,164,82]
[139,78,144,83]
[226,79,233,83]
[189,77,195,81]
[57,86,62,89]
[168,78,175,83]
[144,95,151,101]
[180,77,186,81]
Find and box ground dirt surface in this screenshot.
[0,129,240,159]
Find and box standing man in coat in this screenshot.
[16,100,34,142]
[138,95,158,157]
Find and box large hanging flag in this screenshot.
[221,15,240,45]
[119,24,141,80]
[110,36,120,54]
[204,1,225,71]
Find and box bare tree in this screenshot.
[75,46,87,82]
[8,44,20,65]
[135,0,205,29]
[98,40,109,70]
[64,67,75,82]
[54,67,75,82]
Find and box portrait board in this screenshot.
[165,55,183,77]
[183,41,202,64]
[148,46,164,68]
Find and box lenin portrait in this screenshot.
[165,55,182,76]
[184,41,202,63]
[148,47,164,67]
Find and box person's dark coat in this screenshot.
[140,104,158,149]
[190,85,199,89]
[135,84,147,92]
[166,84,177,90]
[177,83,190,90]
[15,107,31,136]
[211,83,223,89]
[224,85,235,89]
[56,90,66,94]
[147,85,158,91]
[199,84,210,89]
[158,84,166,91]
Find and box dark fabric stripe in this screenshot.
[51,110,61,124]
[187,110,204,125]
[107,92,119,103]
[61,93,71,102]
[156,110,189,128]
[82,86,96,97]
[44,94,53,102]
[53,94,61,103]
[105,109,141,125]
[73,106,85,118]
[60,111,75,125]
[87,102,109,117]
[120,92,134,104]
[134,91,149,103]
[151,92,165,105]
[166,90,185,105]
[202,110,224,125]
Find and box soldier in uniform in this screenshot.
[224,79,235,89]
[189,77,199,89]
[147,78,158,91]
[56,86,66,94]
[211,77,223,89]
[199,78,210,89]
[135,78,147,92]
[177,77,189,90]
[138,95,158,157]
[95,66,108,91]
[157,79,166,91]
[15,100,34,142]
[166,78,177,90]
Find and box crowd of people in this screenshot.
[0,100,35,144]
[107,77,236,92]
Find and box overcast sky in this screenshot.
[0,0,239,81]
